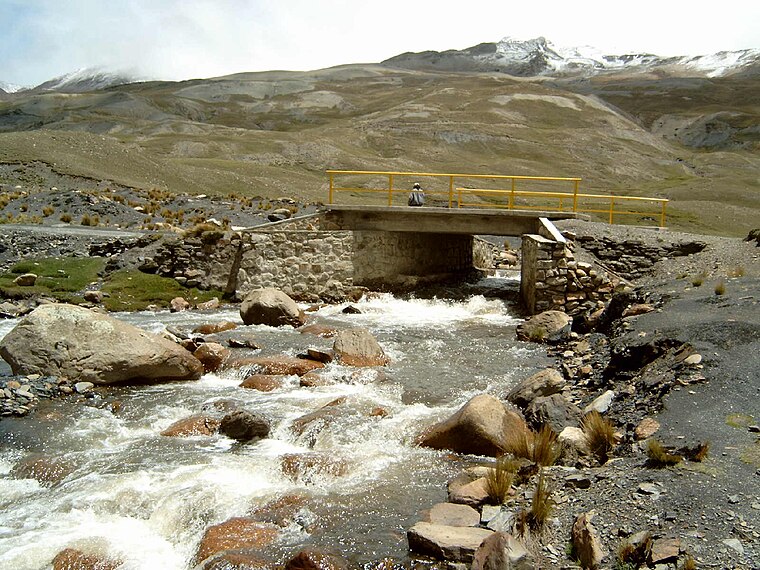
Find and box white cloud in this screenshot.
[1,0,758,86]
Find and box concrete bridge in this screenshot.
[318,205,597,314]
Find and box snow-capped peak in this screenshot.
[0,80,25,93]
[466,36,759,77]
[33,67,143,93]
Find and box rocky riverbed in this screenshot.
[0,221,758,569]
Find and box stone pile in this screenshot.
[0,375,64,416]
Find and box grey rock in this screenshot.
[240,287,305,327]
[472,532,533,570]
[506,368,565,408]
[583,390,615,415]
[74,382,94,394]
[219,410,271,442]
[722,538,744,555]
[526,393,581,432]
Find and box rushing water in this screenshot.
[0,277,549,569]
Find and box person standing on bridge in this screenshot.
[408,182,425,207]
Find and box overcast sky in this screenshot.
[2,0,758,86]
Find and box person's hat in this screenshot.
[413,183,421,189]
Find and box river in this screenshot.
[0,275,549,569]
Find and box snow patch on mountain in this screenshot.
[490,37,759,77]
[0,81,25,93]
[33,67,144,92]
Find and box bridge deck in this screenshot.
[320,205,578,237]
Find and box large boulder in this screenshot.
[418,394,527,457]
[332,328,389,366]
[240,288,305,327]
[516,310,572,343]
[0,304,203,385]
[407,522,493,562]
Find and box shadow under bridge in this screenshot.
[319,205,577,291]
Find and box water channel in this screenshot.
[0,275,550,569]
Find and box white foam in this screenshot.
[317,294,517,330]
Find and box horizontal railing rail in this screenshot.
[326,170,668,227]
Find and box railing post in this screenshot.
[388,174,394,206]
[661,201,667,228]
[509,178,515,210]
[328,172,334,204]
[573,179,579,212]
[559,196,564,211]
[609,197,615,224]
[457,186,462,208]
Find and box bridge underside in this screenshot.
[317,205,578,293]
[320,205,577,236]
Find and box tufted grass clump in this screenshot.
[691,272,706,287]
[485,456,517,505]
[516,469,554,536]
[532,425,562,467]
[714,280,726,295]
[616,533,652,568]
[581,411,616,464]
[504,424,562,467]
[646,439,683,467]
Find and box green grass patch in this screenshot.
[726,413,755,429]
[101,270,223,311]
[0,257,105,300]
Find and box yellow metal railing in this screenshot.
[326,170,668,227]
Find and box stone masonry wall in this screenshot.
[521,220,615,315]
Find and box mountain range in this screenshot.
[383,36,760,78]
[0,37,758,236]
